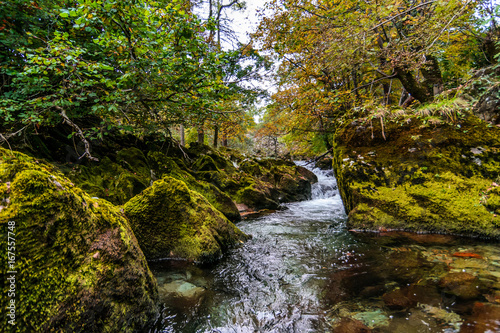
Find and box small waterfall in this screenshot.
[296,162,338,200]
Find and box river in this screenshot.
[149,164,500,332]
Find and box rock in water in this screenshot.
[123,176,249,263]
[0,148,158,332]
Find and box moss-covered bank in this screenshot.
[123,176,250,263]
[333,115,500,238]
[62,141,317,220]
[0,148,158,332]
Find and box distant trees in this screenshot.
[254,0,494,153]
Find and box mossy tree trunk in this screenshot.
[395,55,443,103]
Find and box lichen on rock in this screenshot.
[0,148,158,332]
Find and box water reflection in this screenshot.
[149,165,500,333]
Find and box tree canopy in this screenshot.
[0,0,269,157]
[254,0,499,154]
[1,0,498,158]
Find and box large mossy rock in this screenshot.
[148,151,241,221]
[0,148,158,332]
[333,115,500,238]
[123,176,249,263]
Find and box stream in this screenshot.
[149,164,500,332]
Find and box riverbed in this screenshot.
[149,165,500,332]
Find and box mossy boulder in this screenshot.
[188,142,236,174]
[0,148,158,332]
[123,176,249,263]
[234,183,280,210]
[333,115,500,238]
[316,157,334,170]
[148,152,240,221]
[65,155,149,205]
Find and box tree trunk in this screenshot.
[395,55,443,103]
[213,125,218,148]
[382,82,392,105]
[420,55,443,96]
[395,67,432,103]
[274,138,277,157]
[197,128,204,144]
[180,125,185,146]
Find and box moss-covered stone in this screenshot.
[123,176,249,263]
[0,148,158,332]
[234,183,280,210]
[333,115,500,238]
[66,156,149,205]
[46,135,315,219]
[148,152,241,221]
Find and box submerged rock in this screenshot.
[159,280,205,300]
[123,176,249,263]
[382,288,414,310]
[439,272,484,300]
[333,318,372,333]
[460,302,500,332]
[0,148,158,332]
[333,115,500,238]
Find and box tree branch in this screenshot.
[56,106,99,161]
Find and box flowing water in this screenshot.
[150,164,500,333]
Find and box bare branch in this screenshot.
[56,106,99,161]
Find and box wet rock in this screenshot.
[352,310,390,329]
[315,157,333,170]
[360,285,386,298]
[384,250,435,284]
[386,309,442,332]
[297,165,319,183]
[383,288,414,310]
[460,303,500,332]
[439,272,483,300]
[123,176,249,263]
[0,148,158,332]
[333,318,372,333]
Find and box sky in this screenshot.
[193,0,270,47]
[228,0,269,45]
[194,0,275,118]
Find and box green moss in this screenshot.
[0,148,158,332]
[123,176,249,263]
[333,115,500,238]
[66,155,149,205]
[234,183,279,210]
[148,151,240,221]
[192,155,220,172]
